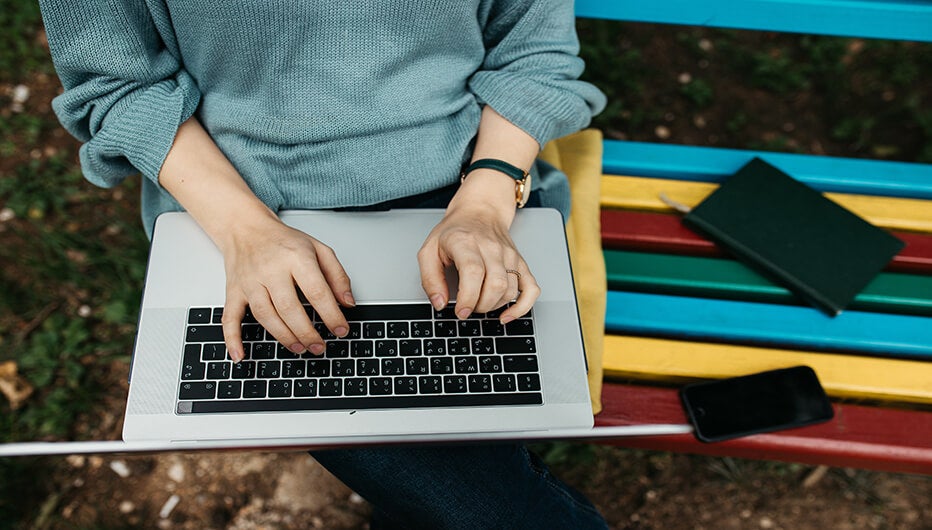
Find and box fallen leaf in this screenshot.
[0,361,35,410]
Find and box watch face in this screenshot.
[518,172,532,207]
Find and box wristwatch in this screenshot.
[461,158,532,208]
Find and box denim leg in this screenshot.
[311,444,607,529]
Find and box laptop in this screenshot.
[122,208,595,443]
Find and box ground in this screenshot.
[1,16,930,530]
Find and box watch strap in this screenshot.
[463,158,529,182]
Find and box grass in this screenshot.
[0,8,929,529]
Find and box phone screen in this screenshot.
[680,366,834,442]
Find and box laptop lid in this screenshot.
[123,209,593,442]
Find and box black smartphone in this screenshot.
[680,366,834,443]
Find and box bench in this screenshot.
[572,0,932,474]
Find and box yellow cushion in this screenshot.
[540,129,606,414]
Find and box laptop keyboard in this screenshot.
[176,303,543,414]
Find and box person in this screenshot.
[40,0,608,527]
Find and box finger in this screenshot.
[417,240,450,311]
[314,242,356,307]
[266,280,326,355]
[248,288,306,355]
[474,257,509,314]
[293,271,349,341]
[221,291,247,363]
[499,263,539,324]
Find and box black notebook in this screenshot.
[682,158,905,316]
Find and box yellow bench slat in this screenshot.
[601,175,932,233]
[603,334,932,405]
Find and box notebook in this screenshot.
[682,158,905,316]
[121,209,594,443]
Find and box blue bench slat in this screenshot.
[575,0,932,42]
[605,290,932,359]
[601,140,932,199]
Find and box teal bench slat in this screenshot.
[605,290,932,359]
[575,0,932,42]
[601,140,932,199]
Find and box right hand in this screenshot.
[217,213,355,362]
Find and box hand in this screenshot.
[217,213,354,362]
[418,201,540,323]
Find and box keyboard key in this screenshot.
[433,306,457,320]
[447,339,470,356]
[381,358,405,376]
[363,322,385,339]
[179,381,216,400]
[517,373,541,392]
[356,358,380,376]
[495,337,536,354]
[478,356,502,373]
[293,379,317,397]
[369,377,393,395]
[458,320,481,337]
[319,378,343,396]
[188,308,212,324]
[202,343,227,361]
[242,324,264,342]
[282,360,306,378]
[268,380,292,398]
[418,376,443,394]
[186,325,225,343]
[315,323,336,341]
[231,361,256,379]
[405,358,429,375]
[277,344,300,360]
[443,375,468,393]
[375,340,398,357]
[351,340,374,357]
[493,374,517,392]
[386,322,409,338]
[423,339,446,356]
[430,357,454,375]
[347,322,362,340]
[455,356,478,374]
[332,359,355,377]
[206,361,231,380]
[433,320,457,337]
[181,345,205,380]
[186,392,543,413]
[470,338,494,355]
[326,341,349,358]
[410,321,433,338]
[344,378,368,396]
[468,375,492,393]
[505,319,534,336]
[399,339,422,356]
[217,381,241,399]
[306,359,330,377]
[212,307,224,324]
[394,377,418,395]
[481,320,505,336]
[252,343,276,359]
[343,304,432,321]
[257,361,281,378]
[503,355,538,373]
[242,308,258,324]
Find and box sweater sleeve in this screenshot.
[470,0,606,147]
[39,0,200,188]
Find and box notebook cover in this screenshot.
[682,158,905,316]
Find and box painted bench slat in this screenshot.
[600,175,932,233]
[602,335,932,404]
[606,290,932,358]
[600,209,932,274]
[604,250,932,316]
[595,383,932,475]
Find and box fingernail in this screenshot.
[230,349,243,363]
[430,294,445,311]
[334,326,348,337]
[344,292,356,307]
[501,315,515,325]
[289,343,306,354]
[456,308,472,320]
[309,343,325,355]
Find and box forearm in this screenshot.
[158,117,278,251]
[449,106,539,224]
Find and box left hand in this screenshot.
[418,189,540,324]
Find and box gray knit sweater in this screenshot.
[40,0,606,234]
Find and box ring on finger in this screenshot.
[505,269,522,282]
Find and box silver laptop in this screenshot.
[122,208,594,443]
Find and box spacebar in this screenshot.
[187,393,542,414]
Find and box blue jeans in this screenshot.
[313,181,605,528]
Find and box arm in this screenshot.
[158,118,352,361]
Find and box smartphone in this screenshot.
[680,366,834,443]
